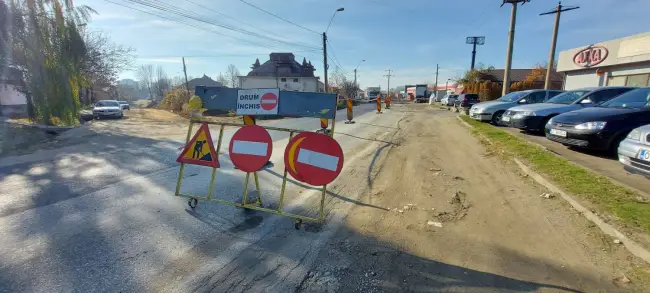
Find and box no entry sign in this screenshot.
[284,132,344,186]
[236,88,279,115]
[229,125,273,172]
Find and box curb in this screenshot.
[456,116,650,265]
[515,158,650,264]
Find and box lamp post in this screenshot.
[323,7,344,93]
[322,7,344,137]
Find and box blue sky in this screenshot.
[78,0,650,90]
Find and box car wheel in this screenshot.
[491,111,505,125]
[539,116,552,133]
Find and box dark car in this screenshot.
[504,87,636,132]
[453,94,479,114]
[545,87,650,151]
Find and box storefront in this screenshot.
[557,31,650,90]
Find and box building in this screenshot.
[238,53,323,92]
[0,68,27,118]
[557,31,650,90]
[186,74,223,90]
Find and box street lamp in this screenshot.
[354,59,365,88]
[445,78,453,95]
[323,7,344,93]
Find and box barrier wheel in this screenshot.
[294,219,303,230]
[188,198,198,209]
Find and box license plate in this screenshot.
[550,129,567,137]
[502,116,510,122]
[638,149,650,162]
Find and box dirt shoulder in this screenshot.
[298,105,649,293]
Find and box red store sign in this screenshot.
[573,46,609,68]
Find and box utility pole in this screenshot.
[433,64,439,98]
[354,69,357,88]
[323,32,328,92]
[182,57,190,95]
[501,0,530,96]
[384,69,393,96]
[466,37,485,71]
[541,1,579,89]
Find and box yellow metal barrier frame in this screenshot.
[175,119,332,227]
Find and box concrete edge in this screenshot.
[456,115,650,265]
[514,158,650,265]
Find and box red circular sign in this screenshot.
[261,92,278,111]
[284,132,344,186]
[229,125,273,173]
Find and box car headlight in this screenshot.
[574,121,607,130]
[473,108,484,113]
[546,117,554,125]
[627,129,641,141]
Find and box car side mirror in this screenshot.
[580,99,593,105]
[518,99,527,104]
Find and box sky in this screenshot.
[77,0,650,90]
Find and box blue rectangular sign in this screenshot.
[195,86,337,119]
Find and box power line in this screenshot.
[103,0,285,52]
[235,0,320,35]
[182,0,317,50]
[326,39,346,73]
[120,0,320,50]
[136,50,321,58]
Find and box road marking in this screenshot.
[232,141,268,156]
[297,149,339,171]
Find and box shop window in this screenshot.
[293,78,299,82]
[626,74,650,87]
[280,78,287,82]
[607,75,626,86]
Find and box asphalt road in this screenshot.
[0,102,405,292]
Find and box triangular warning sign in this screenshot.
[177,123,220,168]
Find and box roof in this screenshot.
[481,69,563,83]
[247,53,316,77]
[186,75,223,89]
[0,67,21,84]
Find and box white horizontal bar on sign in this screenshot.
[260,100,276,104]
[297,149,339,171]
[232,140,268,156]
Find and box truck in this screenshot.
[414,84,428,103]
[365,87,381,103]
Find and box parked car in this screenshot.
[546,87,650,152]
[471,89,564,125]
[440,94,458,106]
[503,87,636,132]
[453,94,480,113]
[118,101,130,110]
[93,100,124,119]
[618,124,650,178]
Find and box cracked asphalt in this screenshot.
[0,103,405,292]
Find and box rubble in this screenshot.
[539,193,555,199]
[427,221,443,227]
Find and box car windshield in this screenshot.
[118,101,127,104]
[96,101,119,107]
[497,91,528,102]
[448,95,458,99]
[600,88,650,109]
[546,90,589,104]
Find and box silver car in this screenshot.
[93,100,124,119]
[503,87,636,132]
[469,90,564,125]
[618,124,650,178]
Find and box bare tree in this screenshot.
[215,72,228,87]
[170,75,185,88]
[226,64,240,88]
[329,67,346,90]
[137,64,154,100]
[152,66,169,100]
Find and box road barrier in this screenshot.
[376,94,382,114]
[175,87,343,229]
[345,98,355,124]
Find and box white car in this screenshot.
[440,94,458,106]
[93,100,124,119]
